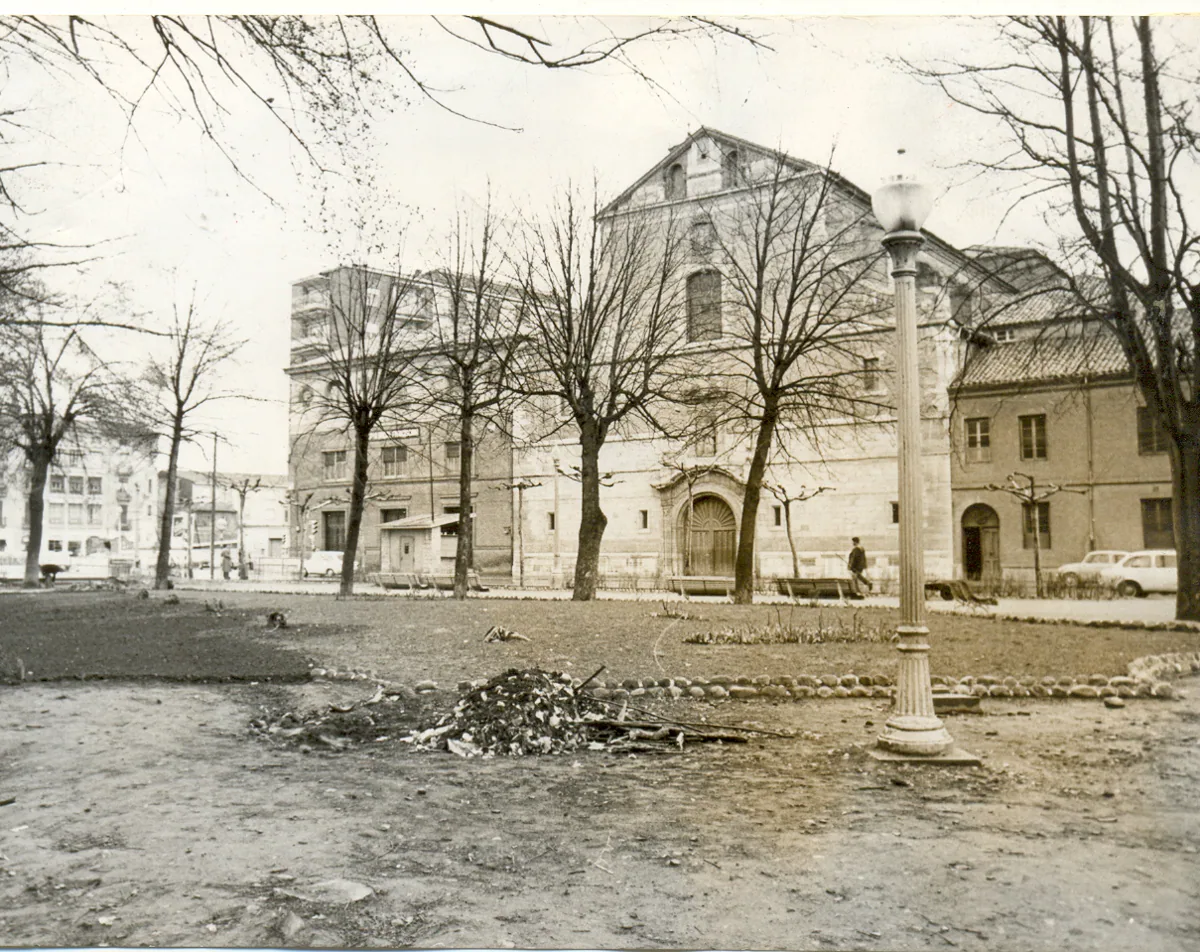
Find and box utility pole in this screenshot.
[209,432,217,581]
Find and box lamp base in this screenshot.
[869,744,982,766]
[876,714,955,757]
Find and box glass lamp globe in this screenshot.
[872,174,933,233]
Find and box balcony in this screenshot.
[292,291,330,315]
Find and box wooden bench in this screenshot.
[924,579,997,605]
[666,575,734,597]
[775,577,863,600]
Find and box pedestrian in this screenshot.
[847,537,872,594]
[220,548,232,581]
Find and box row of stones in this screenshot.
[997,614,1200,632]
[310,650,1200,701]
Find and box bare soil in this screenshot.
[0,592,1198,950]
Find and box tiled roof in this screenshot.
[955,331,1130,389]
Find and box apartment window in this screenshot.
[381,444,408,477]
[323,510,347,551]
[380,507,408,524]
[664,162,686,201]
[87,476,103,495]
[1018,414,1047,460]
[48,502,64,525]
[49,474,65,494]
[640,509,650,530]
[965,417,991,463]
[862,357,880,392]
[444,441,461,463]
[47,539,62,552]
[993,328,1016,343]
[773,505,782,527]
[686,271,722,342]
[1021,501,1051,549]
[69,476,84,495]
[891,501,900,524]
[68,540,81,557]
[68,503,84,525]
[1141,498,1174,549]
[323,450,348,481]
[1137,406,1170,455]
[88,505,103,526]
[547,512,556,532]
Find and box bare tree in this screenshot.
[292,262,427,596]
[985,472,1086,597]
[142,294,245,589]
[424,202,524,598]
[224,476,263,580]
[686,156,890,603]
[514,190,687,600]
[0,319,131,585]
[906,16,1200,618]
[765,481,833,579]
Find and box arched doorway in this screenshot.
[679,494,736,577]
[961,503,1000,581]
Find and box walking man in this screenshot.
[848,537,872,594]
[220,547,232,581]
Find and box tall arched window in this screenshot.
[721,149,741,188]
[687,271,722,342]
[664,163,686,201]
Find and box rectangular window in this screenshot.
[1141,498,1174,549]
[773,505,782,527]
[48,539,62,552]
[686,271,722,342]
[640,509,650,530]
[49,474,65,493]
[1137,406,1170,455]
[63,451,84,468]
[993,327,1016,343]
[965,417,991,463]
[1018,414,1047,460]
[88,505,103,526]
[547,512,556,532]
[381,444,408,477]
[87,476,103,495]
[367,287,381,307]
[444,441,461,463]
[323,450,348,481]
[692,418,718,457]
[891,502,900,524]
[323,510,347,551]
[69,503,84,525]
[1021,501,1051,549]
[48,502,64,525]
[380,507,408,524]
[69,476,85,495]
[67,540,81,557]
[862,357,879,392]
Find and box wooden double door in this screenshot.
[680,495,736,576]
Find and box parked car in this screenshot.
[1099,549,1178,597]
[1054,550,1129,586]
[301,550,345,578]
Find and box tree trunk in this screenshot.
[23,451,50,587]
[733,408,778,604]
[572,421,608,601]
[237,492,248,580]
[155,415,184,589]
[1172,429,1200,621]
[453,411,475,599]
[340,425,371,597]
[784,500,799,578]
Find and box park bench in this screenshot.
[775,577,864,600]
[924,579,998,605]
[667,575,734,597]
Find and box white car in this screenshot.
[1099,549,1178,597]
[1054,550,1129,586]
[301,550,345,578]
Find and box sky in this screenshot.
[5,12,1196,476]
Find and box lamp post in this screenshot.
[872,160,954,758]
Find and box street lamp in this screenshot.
[872,159,955,758]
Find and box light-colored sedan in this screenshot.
[1054,550,1129,587]
[1099,549,1178,597]
[301,550,345,578]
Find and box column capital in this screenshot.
[882,229,925,277]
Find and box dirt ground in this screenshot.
[2,674,1198,950]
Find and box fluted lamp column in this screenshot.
[872,164,955,758]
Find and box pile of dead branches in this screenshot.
[405,667,760,757]
[250,685,418,750]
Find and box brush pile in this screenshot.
[406,667,752,758]
[250,684,424,750]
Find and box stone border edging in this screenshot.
[306,649,1200,703]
